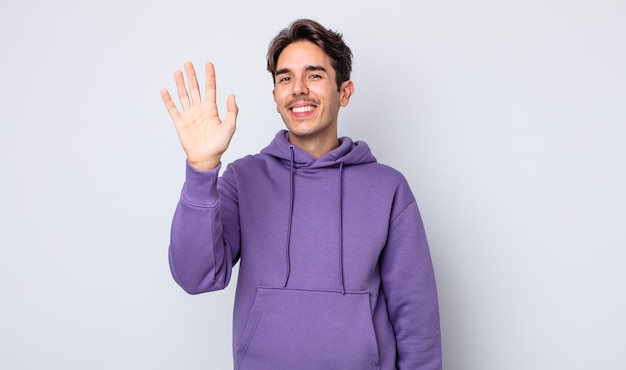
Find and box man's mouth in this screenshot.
[292,105,315,113]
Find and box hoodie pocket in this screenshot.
[236,287,380,370]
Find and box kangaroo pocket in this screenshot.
[236,287,380,370]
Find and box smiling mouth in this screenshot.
[292,105,315,113]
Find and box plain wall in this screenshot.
[1,0,624,369]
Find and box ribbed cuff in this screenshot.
[181,161,222,207]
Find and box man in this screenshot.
[161,18,442,370]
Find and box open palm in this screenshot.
[161,62,238,171]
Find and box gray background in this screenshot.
[1,0,624,369]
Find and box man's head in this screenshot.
[267,19,353,91]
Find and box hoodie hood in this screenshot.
[260,130,377,168]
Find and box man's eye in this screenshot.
[278,76,291,83]
[310,74,322,79]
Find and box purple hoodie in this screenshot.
[169,130,442,370]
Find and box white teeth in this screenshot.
[292,105,313,113]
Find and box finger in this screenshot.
[205,62,218,109]
[174,69,191,111]
[184,61,202,104]
[224,94,239,128]
[160,88,181,120]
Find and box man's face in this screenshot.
[272,40,353,148]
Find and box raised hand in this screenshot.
[161,62,238,171]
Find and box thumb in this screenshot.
[224,94,238,127]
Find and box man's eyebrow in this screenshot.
[275,65,328,76]
[305,65,327,73]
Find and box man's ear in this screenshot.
[339,80,354,107]
[272,89,279,112]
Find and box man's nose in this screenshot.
[292,79,309,96]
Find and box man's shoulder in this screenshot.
[222,152,283,180]
[350,161,407,181]
[229,151,276,167]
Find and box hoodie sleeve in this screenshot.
[380,182,442,369]
[168,161,240,294]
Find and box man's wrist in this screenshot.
[188,157,221,172]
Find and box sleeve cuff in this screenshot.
[180,161,222,207]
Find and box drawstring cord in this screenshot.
[338,162,346,294]
[282,145,346,294]
[283,146,295,288]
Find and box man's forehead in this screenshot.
[276,41,332,69]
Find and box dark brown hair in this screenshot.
[267,19,353,90]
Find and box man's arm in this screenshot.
[381,184,442,369]
[168,162,240,294]
[162,62,240,293]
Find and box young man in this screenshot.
[161,19,442,370]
